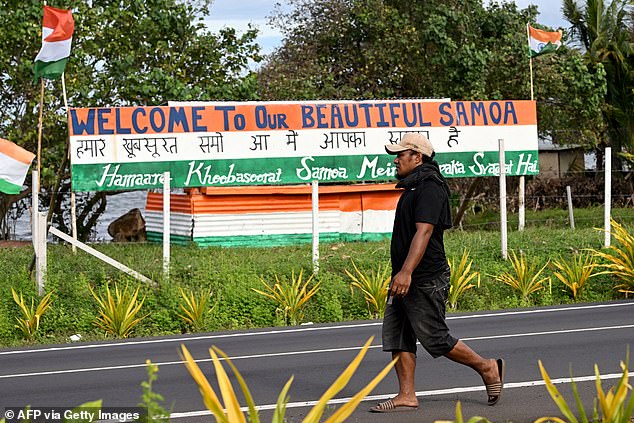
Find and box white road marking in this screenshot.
[168,371,634,419]
[1,302,632,356]
[1,324,633,379]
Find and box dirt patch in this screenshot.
[0,240,32,248]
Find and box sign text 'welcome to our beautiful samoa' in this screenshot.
[68,99,538,192]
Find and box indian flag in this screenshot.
[33,5,74,81]
[0,139,36,195]
[528,24,562,57]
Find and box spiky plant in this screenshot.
[552,253,598,300]
[495,250,549,302]
[90,283,147,338]
[447,249,480,310]
[346,259,390,319]
[253,270,320,325]
[11,288,54,339]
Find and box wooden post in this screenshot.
[499,139,508,260]
[604,147,612,247]
[518,176,525,231]
[36,79,44,177]
[62,73,78,253]
[49,227,154,285]
[163,171,170,280]
[566,185,575,230]
[36,211,47,296]
[312,180,319,274]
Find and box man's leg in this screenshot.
[444,340,501,386]
[391,351,419,407]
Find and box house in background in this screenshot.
[538,139,586,178]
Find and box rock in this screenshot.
[107,208,146,242]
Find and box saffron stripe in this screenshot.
[528,25,561,44]
[41,5,74,42]
[0,138,36,165]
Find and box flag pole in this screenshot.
[36,79,44,178]
[61,73,78,252]
[527,23,534,101]
[519,23,535,232]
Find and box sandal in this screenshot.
[369,399,418,413]
[486,358,506,406]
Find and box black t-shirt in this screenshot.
[390,179,452,281]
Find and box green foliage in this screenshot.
[447,249,480,310]
[89,282,147,338]
[495,251,549,303]
[180,337,396,423]
[552,252,598,300]
[11,288,54,339]
[345,259,390,319]
[564,0,634,156]
[0,214,628,346]
[536,355,634,423]
[177,288,214,332]
[259,0,604,150]
[594,219,634,295]
[138,360,170,423]
[253,270,320,325]
[0,0,261,238]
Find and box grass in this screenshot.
[0,207,630,347]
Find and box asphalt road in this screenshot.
[1,301,633,423]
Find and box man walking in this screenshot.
[370,133,505,413]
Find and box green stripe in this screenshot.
[33,58,69,81]
[0,178,21,194]
[530,43,560,58]
[147,231,391,248]
[72,150,539,192]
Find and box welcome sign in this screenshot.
[68,99,538,192]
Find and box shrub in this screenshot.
[345,259,390,319]
[495,251,549,303]
[594,219,634,296]
[11,288,54,339]
[179,337,396,423]
[177,288,214,332]
[447,249,480,310]
[536,356,634,423]
[90,282,147,338]
[552,253,598,300]
[253,269,320,325]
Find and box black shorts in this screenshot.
[382,267,458,358]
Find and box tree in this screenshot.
[0,0,261,240]
[259,0,606,147]
[563,0,634,165]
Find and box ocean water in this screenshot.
[11,191,148,242]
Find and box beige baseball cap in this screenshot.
[385,132,434,157]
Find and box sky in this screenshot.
[204,0,569,56]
